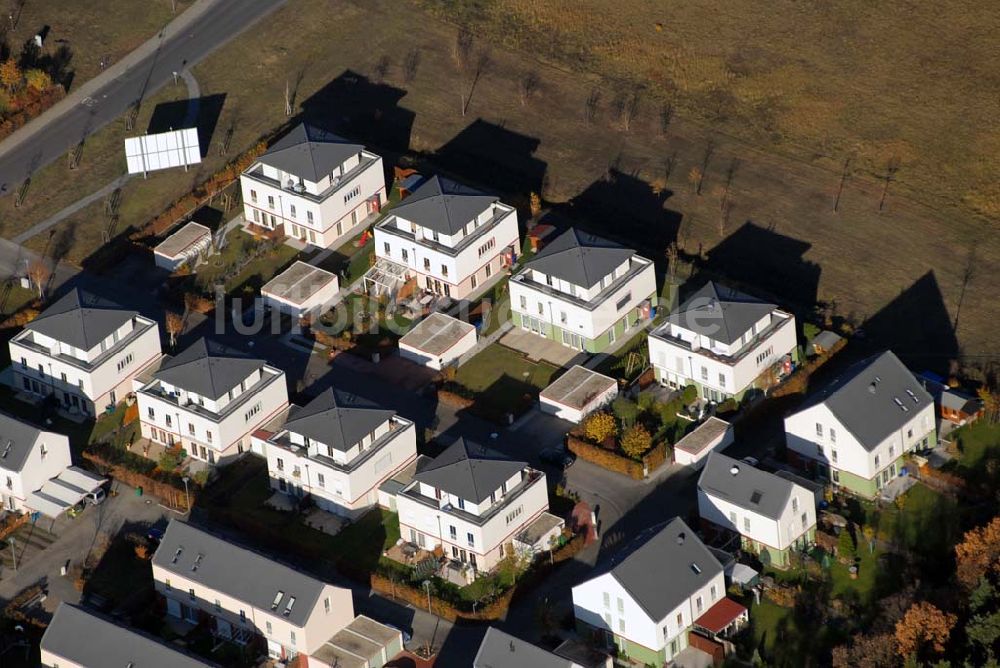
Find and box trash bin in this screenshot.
[135,486,143,497]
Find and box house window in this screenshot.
[188,588,196,601]
[402,249,409,262]
[801,512,808,528]
[815,423,823,437]
[60,372,67,383]
[267,195,274,209]
[19,357,26,369]
[832,470,840,483]
[307,211,314,223]
[423,257,431,270]
[743,517,751,532]
[188,424,196,436]
[317,473,325,487]
[710,584,717,601]
[617,597,624,613]
[214,599,222,612]
[240,609,246,624]
[604,613,612,627]
[603,592,610,608]
[519,296,527,309]
[832,450,838,463]
[206,432,213,444]
[618,618,626,633]
[467,532,474,547]
[615,293,632,311]
[701,366,708,381]
[148,407,155,419]
[830,428,837,443]
[277,458,284,471]
[537,302,544,315]
[266,621,272,635]
[485,262,492,278]
[560,311,567,324]
[250,189,257,203]
[696,596,704,613]
[457,498,465,510]
[889,445,895,458]
[384,242,391,255]
[676,613,683,627]
[290,631,297,647]
[875,454,881,467]
[729,511,737,524]
[792,497,799,513]
[719,373,726,387]
[324,598,330,614]
[165,415,172,428]
[471,274,478,289]
[907,428,913,439]
[449,525,457,540]
[290,204,296,218]
[165,578,171,590]
[441,265,448,277]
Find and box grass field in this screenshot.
[3,0,998,374]
[2,0,193,91]
[455,343,557,417]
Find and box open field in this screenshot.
[1,0,193,91]
[415,0,1000,221]
[1,0,997,374]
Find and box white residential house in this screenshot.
[9,288,162,417]
[648,281,797,402]
[572,518,747,666]
[41,603,215,668]
[240,123,386,248]
[0,412,67,513]
[152,520,354,662]
[369,175,520,300]
[135,338,289,466]
[393,437,556,575]
[255,388,418,518]
[697,451,817,568]
[509,228,657,353]
[785,350,935,498]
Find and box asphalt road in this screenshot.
[0,0,285,189]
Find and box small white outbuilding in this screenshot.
[260,261,340,321]
[539,365,618,423]
[153,222,212,271]
[398,312,477,370]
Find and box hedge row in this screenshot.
[566,434,669,480]
[83,444,197,511]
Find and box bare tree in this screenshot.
[165,311,184,348]
[663,152,677,183]
[27,259,50,299]
[688,167,702,195]
[659,102,674,135]
[878,155,901,212]
[284,79,292,117]
[585,89,600,123]
[665,242,679,285]
[402,49,420,84]
[621,90,641,132]
[454,29,474,70]
[519,71,540,107]
[833,156,851,212]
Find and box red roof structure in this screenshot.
[695,597,748,635]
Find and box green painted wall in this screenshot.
[615,634,666,666]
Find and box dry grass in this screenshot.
[2,0,997,370]
[1,0,192,89]
[415,0,1000,219]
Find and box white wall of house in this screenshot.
[241,152,386,248]
[264,420,418,517]
[373,204,520,299]
[137,367,289,465]
[10,317,162,415]
[0,430,71,512]
[539,384,618,424]
[785,400,935,481]
[395,470,549,572]
[649,314,796,397]
[698,483,816,551]
[572,569,726,657]
[152,564,352,657]
[261,281,341,322]
[399,328,477,371]
[509,259,656,342]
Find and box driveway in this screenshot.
[0,483,170,610]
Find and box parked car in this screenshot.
[84,488,106,506]
[540,447,575,469]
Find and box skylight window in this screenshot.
[906,389,919,403]
[750,490,763,505]
[271,591,284,610]
[283,596,296,617]
[690,563,702,575]
[171,547,183,564]
[191,553,204,572]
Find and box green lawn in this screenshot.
[195,230,301,294]
[454,343,558,418]
[950,420,1000,469]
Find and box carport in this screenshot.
[26,467,107,518]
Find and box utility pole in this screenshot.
[422,580,432,615]
[9,537,17,571]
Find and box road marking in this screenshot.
[81,97,97,107]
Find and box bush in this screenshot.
[157,448,184,472]
[611,397,639,427]
[681,385,698,403]
[717,398,738,415]
[637,391,657,413]
[656,399,682,427]
[803,322,821,342]
[24,69,51,92]
[620,425,653,459]
[582,412,617,443]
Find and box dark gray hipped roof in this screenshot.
[26,288,136,351]
[799,351,932,450]
[414,437,527,504]
[666,281,777,346]
[391,175,498,235]
[259,123,365,182]
[41,603,215,668]
[284,388,396,453]
[698,452,795,521]
[526,228,636,290]
[152,520,328,627]
[474,626,572,668]
[153,338,265,400]
[0,412,44,473]
[606,518,722,622]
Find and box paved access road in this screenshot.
[0,0,285,189]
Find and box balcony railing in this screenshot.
[375,206,515,258]
[511,256,653,312]
[401,468,544,527]
[11,318,157,372]
[243,152,380,204]
[650,312,793,367]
